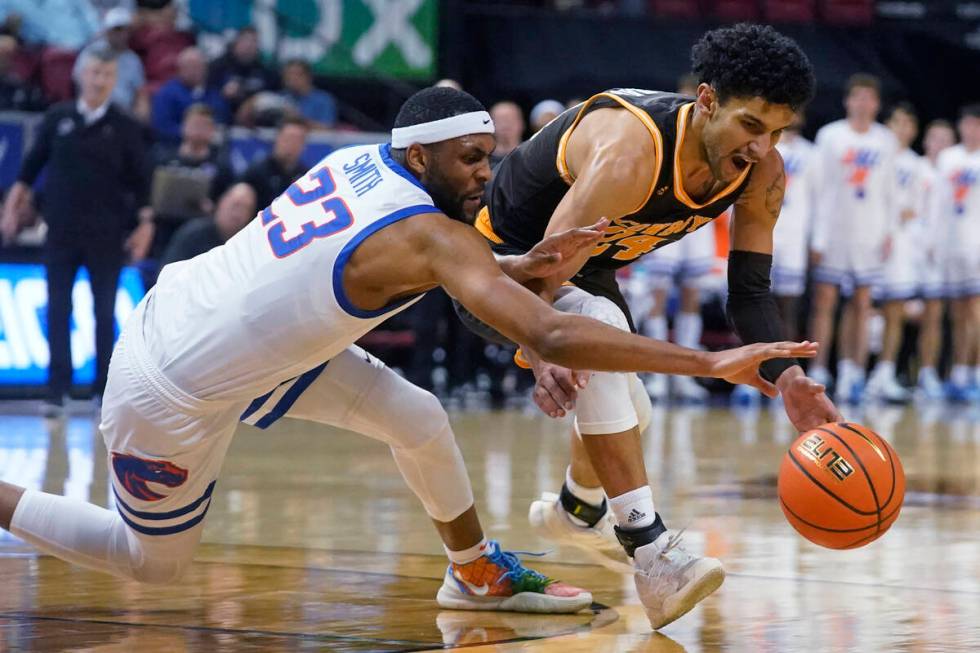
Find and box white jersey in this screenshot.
[145,143,437,402]
[811,120,898,251]
[931,144,980,253]
[773,135,817,268]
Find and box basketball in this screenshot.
[778,422,906,549]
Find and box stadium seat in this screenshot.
[821,0,874,25]
[39,48,78,103]
[649,0,702,19]
[710,0,761,21]
[764,0,816,22]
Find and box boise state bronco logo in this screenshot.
[112,452,188,501]
[951,169,977,215]
[842,148,880,199]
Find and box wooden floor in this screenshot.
[2,400,980,652]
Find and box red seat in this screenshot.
[40,47,78,103]
[649,0,702,19]
[710,0,761,21]
[764,0,815,22]
[821,0,873,25]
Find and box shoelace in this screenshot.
[484,542,552,588]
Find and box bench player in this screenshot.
[0,86,812,620]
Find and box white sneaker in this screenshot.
[672,375,708,403]
[528,492,632,573]
[916,370,945,401]
[866,374,910,403]
[645,373,668,401]
[633,530,725,630]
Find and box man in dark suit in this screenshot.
[1,45,150,415]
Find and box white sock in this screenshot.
[674,312,703,349]
[837,359,855,384]
[643,315,668,340]
[918,366,939,384]
[565,466,605,506]
[609,486,656,530]
[445,537,488,565]
[872,360,895,382]
[951,364,970,387]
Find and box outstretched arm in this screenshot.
[429,219,814,386]
[730,149,842,430]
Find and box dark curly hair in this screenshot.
[393,86,486,130]
[691,24,815,111]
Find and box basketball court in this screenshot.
[2,401,979,652]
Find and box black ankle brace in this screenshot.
[559,482,607,527]
[614,513,667,557]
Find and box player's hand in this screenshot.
[510,218,609,284]
[527,349,591,418]
[707,341,819,397]
[776,366,843,432]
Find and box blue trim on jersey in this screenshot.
[253,361,330,430]
[332,204,437,319]
[113,480,217,521]
[240,387,276,422]
[379,143,428,192]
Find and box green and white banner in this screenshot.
[189,0,438,79]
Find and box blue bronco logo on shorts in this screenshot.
[112,453,188,502]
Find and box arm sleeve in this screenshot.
[726,249,796,383]
[17,110,55,185]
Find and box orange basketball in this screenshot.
[778,422,905,549]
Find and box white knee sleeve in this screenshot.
[553,288,640,435]
[345,367,474,524]
[10,488,198,585]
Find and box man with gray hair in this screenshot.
[0,45,150,415]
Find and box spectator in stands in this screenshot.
[240,117,309,210]
[146,103,233,265]
[0,45,149,415]
[0,0,99,50]
[129,1,195,93]
[209,27,278,120]
[529,99,563,133]
[160,183,256,266]
[0,34,44,111]
[488,101,524,168]
[152,47,230,142]
[280,59,337,130]
[73,8,148,120]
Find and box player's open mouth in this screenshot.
[731,153,752,171]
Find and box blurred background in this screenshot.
[0,0,977,411]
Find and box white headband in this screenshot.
[390,111,494,148]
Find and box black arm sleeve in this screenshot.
[17,110,55,185]
[726,249,797,383]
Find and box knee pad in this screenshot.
[120,524,197,585]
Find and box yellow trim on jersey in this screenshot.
[474,206,503,244]
[672,102,752,209]
[554,92,664,215]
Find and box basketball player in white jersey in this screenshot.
[0,87,813,622]
[632,74,717,403]
[808,73,899,403]
[915,119,957,399]
[731,113,818,405]
[932,104,980,401]
[866,103,930,403]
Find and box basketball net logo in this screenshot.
[796,434,855,482]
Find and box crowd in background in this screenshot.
[0,1,975,412]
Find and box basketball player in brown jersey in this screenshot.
[465,24,844,629]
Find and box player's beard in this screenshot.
[423,168,468,223]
